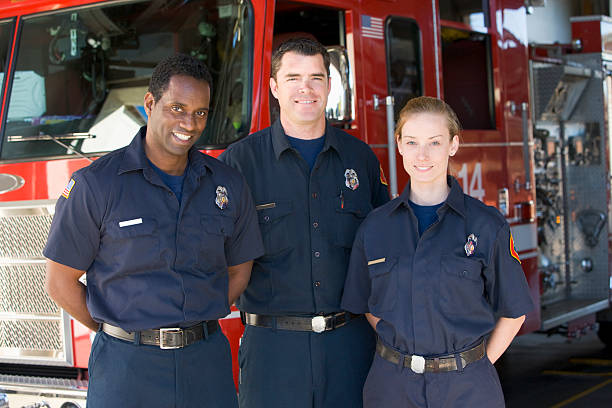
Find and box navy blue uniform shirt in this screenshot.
[44,127,264,332]
[220,120,389,315]
[341,177,534,356]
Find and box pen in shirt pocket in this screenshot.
[339,190,344,209]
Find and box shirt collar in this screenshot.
[391,176,466,217]
[271,119,338,159]
[118,126,212,178]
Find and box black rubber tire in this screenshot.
[597,321,612,347]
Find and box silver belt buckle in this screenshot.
[159,327,183,349]
[410,355,425,374]
[311,316,326,333]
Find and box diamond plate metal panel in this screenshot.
[532,64,564,120]
[0,214,52,259]
[0,373,87,389]
[0,320,62,350]
[0,264,59,315]
[0,200,71,365]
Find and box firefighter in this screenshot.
[43,54,263,408]
[219,38,389,408]
[341,96,534,407]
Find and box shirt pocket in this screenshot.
[198,214,235,270]
[104,217,160,273]
[256,200,293,255]
[367,257,398,315]
[439,257,486,316]
[335,201,371,248]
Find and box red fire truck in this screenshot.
[0,0,610,406]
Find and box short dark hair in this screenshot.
[270,37,330,79]
[148,54,213,101]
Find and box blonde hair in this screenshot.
[394,96,461,141]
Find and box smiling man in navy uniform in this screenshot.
[44,54,263,408]
[220,38,389,408]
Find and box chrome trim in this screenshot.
[519,251,539,260]
[385,96,398,197]
[460,142,531,147]
[541,299,610,331]
[0,313,61,320]
[521,102,532,190]
[8,133,93,142]
[0,199,73,366]
[0,259,46,264]
[0,174,25,195]
[431,0,440,97]
[0,310,73,366]
[0,383,86,399]
[569,15,612,23]
[0,200,56,216]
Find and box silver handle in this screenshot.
[521,102,532,191]
[384,96,398,197]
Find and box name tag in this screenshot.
[367,257,386,266]
[119,218,143,228]
[256,202,276,211]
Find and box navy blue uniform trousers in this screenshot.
[87,329,238,408]
[238,316,375,408]
[363,353,505,408]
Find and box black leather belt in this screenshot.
[376,338,486,374]
[101,321,219,349]
[242,312,360,333]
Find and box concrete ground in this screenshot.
[498,331,612,408]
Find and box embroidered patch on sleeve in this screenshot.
[61,178,75,199]
[379,164,388,186]
[510,232,521,264]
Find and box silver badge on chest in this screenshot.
[464,233,478,256]
[344,169,359,191]
[215,186,229,210]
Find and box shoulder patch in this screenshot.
[61,178,75,199]
[379,164,388,186]
[510,232,521,264]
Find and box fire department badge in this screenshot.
[344,169,359,191]
[215,186,229,210]
[464,233,478,257]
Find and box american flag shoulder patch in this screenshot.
[510,232,521,264]
[61,178,75,199]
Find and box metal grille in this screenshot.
[0,264,59,315]
[532,64,564,120]
[0,319,62,350]
[0,214,53,259]
[0,200,70,365]
[0,373,88,389]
